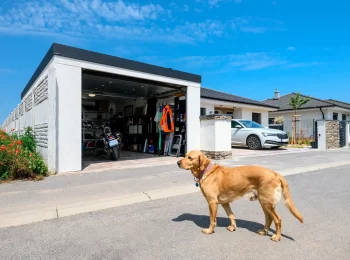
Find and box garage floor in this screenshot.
[81,151,179,173]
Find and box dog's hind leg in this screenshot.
[260,201,282,242]
[257,204,272,236]
[221,203,236,232]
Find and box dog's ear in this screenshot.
[198,153,210,172]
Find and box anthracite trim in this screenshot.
[201,96,279,109]
[21,43,202,99]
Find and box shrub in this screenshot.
[0,128,48,181]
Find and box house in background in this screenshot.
[263,90,350,137]
[200,88,278,126]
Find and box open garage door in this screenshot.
[81,69,188,170]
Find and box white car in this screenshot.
[231,119,289,150]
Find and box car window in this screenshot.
[238,120,264,128]
[231,121,242,128]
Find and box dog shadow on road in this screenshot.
[172,213,295,241]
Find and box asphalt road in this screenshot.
[1,165,350,260]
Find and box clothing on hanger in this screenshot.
[160,104,174,133]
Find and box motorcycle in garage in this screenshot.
[85,124,120,161]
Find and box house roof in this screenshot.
[21,43,201,99]
[263,93,336,111]
[325,99,350,110]
[201,88,278,109]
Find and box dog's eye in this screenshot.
[188,156,192,160]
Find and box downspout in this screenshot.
[319,107,325,119]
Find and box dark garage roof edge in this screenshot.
[21,43,202,99]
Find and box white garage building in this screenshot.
[2,43,201,173]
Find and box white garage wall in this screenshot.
[55,63,82,173]
[1,61,54,169]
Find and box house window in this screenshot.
[214,110,219,114]
[269,118,275,124]
[333,113,338,120]
[252,113,261,124]
[200,108,206,116]
[342,114,347,121]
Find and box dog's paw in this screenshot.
[227,225,236,232]
[257,229,268,236]
[270,234,281,242]
[202,228,214,235]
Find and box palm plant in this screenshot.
[289,93,311,144]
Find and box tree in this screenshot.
[289,93,311,144]
[289,93,311,115]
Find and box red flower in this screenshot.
[8,144,14,148]
[29,153,33,157]
[15,150,20,154]
[0,145,5,151]
[17,140,23,145]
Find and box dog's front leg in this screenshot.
[202,202,218,234]
[222,203,236,232]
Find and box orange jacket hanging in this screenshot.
[160,105,174,132]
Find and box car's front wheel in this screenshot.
[247,135,262,150]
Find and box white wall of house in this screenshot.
[200,98,272,127]
[269,107,350,137]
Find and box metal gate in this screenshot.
[340,121,346,147]
[313,120,318,148]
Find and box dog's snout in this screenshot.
[177,160,181,167]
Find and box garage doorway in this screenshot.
[81,69,187,169]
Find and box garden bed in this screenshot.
[0,128,48,182]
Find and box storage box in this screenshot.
[130,144,138,152]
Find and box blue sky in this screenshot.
[1,0,350,122]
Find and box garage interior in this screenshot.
[81,69,187,164]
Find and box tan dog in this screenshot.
[177,150,303,242]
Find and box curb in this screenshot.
[1,160,350,229]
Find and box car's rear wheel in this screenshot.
[247,135,262,150]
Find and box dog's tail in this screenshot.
[277,173,304,223]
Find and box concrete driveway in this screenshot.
[231,146,312,158]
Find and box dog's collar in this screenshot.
[194,163,214,186]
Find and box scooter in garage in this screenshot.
[85,125,120,161]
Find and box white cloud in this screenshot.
[0,1,284,44]
[209,0,242,7]
[231,17,285,33]
[287,46,296,51]
[0,68,15,74]
[141,52,320,72]
[283,62,322,68]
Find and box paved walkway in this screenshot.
[80,147,310,173]
[1,148,350,228]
